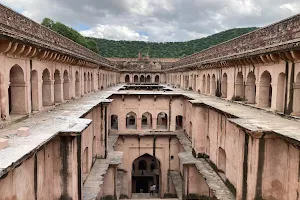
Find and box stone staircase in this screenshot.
[169,171,183,200]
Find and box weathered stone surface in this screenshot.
[16,127,30,137]
[0,138,8,150]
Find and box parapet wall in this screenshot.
[0,4,113,68]
[174,14,300,68]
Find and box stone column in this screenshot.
[42,80,54,106]
[245,82,256,104]
[54,79,63,103]
[63,79,71,100]
[293,83,300,115]
[193,106,207,155]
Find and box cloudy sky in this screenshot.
[1,0,300,42]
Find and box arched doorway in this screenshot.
[276,73,286,112]
[91,73,94,91]
[259,71,272,108]
[125,75,130,83]
[245,72,256,104]
[132,154,161,194]
[54,69,62,103]
[157,112,168,130]
[111,115,118,130]
[87,72,91,93]
[126,112,137,129]
[221,73,227,98]
[202,75,206,94]
[31,70,39,112]
[211,74,216,96]
[63,70,70,100]
[42,68,52,106]
[293,72,300,114]
[83,147,89,174]
[140,75,145,83]
[155,75,159,83]
[75,71,80,97]
[176,115,183,130]
[235,72,245,99]
[134,75,139,83]
[98,73,101,90]
[146,75,151,83]
[142,112,152,129]
[218,148,226,174]
[84,73,87,94]
[206,75,210,94]
[9,65,26,114]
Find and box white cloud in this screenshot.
[1,0,300,42]
[80,25,149,41]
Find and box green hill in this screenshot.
[89,27,257,58]
[40,18,257,58]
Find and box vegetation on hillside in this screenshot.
[89,27,257,58]
[41,18,257,58]
[41,18,99,53]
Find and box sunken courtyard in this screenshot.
[1,4,300,200]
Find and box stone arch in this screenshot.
[132,154,161,194]
[75,71,80,97]
[138,160,147,170]
[157,112,168,130]
[63,70,70,100]
[91,73,94,91]
[31,70,39,111]
[87,72,91,93]
[221,73,228,98]
[202,75,206,94]
[276,73,286,112]
[176,115,183,130]
[9,65,26,114]
[206,74,210,94]
[140,75,145,83]
[259,71,272,108]
[211,74,216,96]
[111,114,118,130]
[42,68,52,106]
[189,121,193,137]
[142,112,152,129]
[155,75,160,83]
[84,72,87,94]
[134,75,139,83]
[235,72,245,99]
[126,112,137,129]
[218,147,226,173]
[125,74,130,83]
[54,69,63,103]
[293,72,300,114]
[146,75,151,83]
[92,136,97,159]
[245,72,256,104]
[83,147,89,174]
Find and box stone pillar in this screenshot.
[58,136,79,199]
[54,79,63,103]
[193,106,207,155]
[42,80,54,106]
[293,83,300,115]
[153,118,157,130]
[63,79,71,100]
[245,82,256,104]
[258,83,271,108]
[182,165,189,200]
[137,116,142,131]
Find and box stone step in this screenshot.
[169,171,183,200]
